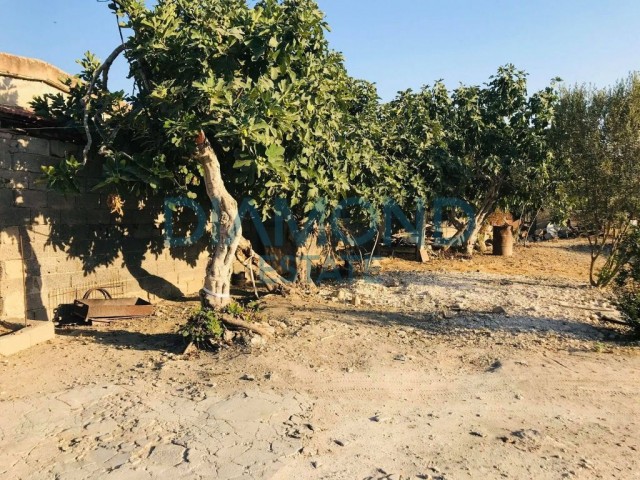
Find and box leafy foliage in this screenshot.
[612,227,640,336]
[379,65,560,251]
[31,0,565,277]
[33,0,381,225]
[553,75,640,286]
[178,307,224,348]
[178,301,263,349]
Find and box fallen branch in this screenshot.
[599,316,631,327]
[236,237,291,294]
[221,314,273,339]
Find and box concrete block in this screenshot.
[23,224,51,244]
[74,192,101,210]
[1,276,40,298]
[0,147,10,170]
[1,259,24,280]
[58,210,88,226]
[0,242,21,261]
[53,259,86,275]
[0,189,13,206]
[0,226,20,245]
[0,320,55,356]
[152,260,177,277]
[27,308,49,321]
[0,169,32,190]
[40,272,73,290]
[17,137,50,156]
[0,208,31,227]
[13,189,47,208]
[47,192,76,210]
[27,256,61,275]
[84,209,113,225]
[50,140,80,159]
[1,290,24,317]
[30,209,61,226]
[12,153,57,173]
[25,175,48,191]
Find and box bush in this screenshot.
[178,302,264,349]
[614,289,640,336]
[612,226,640,336]
[178,308,224,349]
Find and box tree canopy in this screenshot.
[33,0,567,298]
[379,66,560,252]
[552,74,640,286]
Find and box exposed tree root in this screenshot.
[221,314,273,339]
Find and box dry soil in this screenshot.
[1,239,639,480]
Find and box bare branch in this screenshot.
[81,43,126,164]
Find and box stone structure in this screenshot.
[0,53,209,321]
[0,52,70,110]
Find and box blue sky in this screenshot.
[1,1,639,101]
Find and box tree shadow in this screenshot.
[0,77,19,106]
[56,327,186,354]
[1,187,209,321]
[42,194,210,302]
[302,304,633,343]
[561,242,595,254]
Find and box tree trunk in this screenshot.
[464,187,500,255]
[465,214,488,255]
[589,253,599,287]
[477,230,488,254]
[294,226,319,286]
[195,132,241,309]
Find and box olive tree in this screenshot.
[553,75,640,286]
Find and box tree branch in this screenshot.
[81,43,126,164]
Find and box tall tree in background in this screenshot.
[448,66,559,254]
[380,66,559,254]
[553,75,640,286]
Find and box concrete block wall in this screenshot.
[0,131,210,321]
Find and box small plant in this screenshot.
[613,288,640,337]
[224,301,263,322]
[593,342,607,353]
[611,228,640,337]
[225,302,245,316]
[178,301,265,350]
[178,308,223,349]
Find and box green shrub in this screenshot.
[225,301,263,321]
[612,227,640,336]
[178,301,263,349]
[614,289,640,335]
[178,308,223,348]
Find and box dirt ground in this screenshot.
[1,239,639,479]
[385,239,593,282]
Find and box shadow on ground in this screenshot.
[55,327,186,354]
[301,304,636,344]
